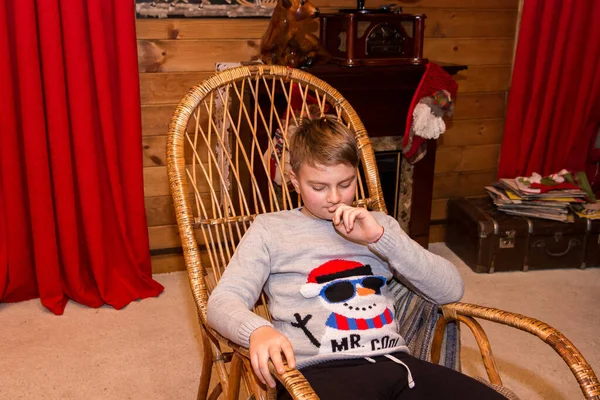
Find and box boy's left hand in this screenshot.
[330,204,384,245]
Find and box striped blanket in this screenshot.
[388,279,461,371]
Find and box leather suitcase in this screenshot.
[445,197,599,273]
[584,218,600,268]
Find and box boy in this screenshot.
[207,116,506,399]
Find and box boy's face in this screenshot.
[290,162,357,220]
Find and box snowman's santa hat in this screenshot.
[300,259,372,298]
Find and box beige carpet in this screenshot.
[1,243,598,400]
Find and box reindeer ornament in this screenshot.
[260,0,330,68]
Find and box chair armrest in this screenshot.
[222,337,319,400]
[440,302,600,400]
[268,362,319,400]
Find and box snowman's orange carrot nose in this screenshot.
[357,287,375,296]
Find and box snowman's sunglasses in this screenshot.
[321,276,386,303]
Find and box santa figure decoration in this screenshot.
[403,62,459,164]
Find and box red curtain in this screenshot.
[0,0,164,314]
[498,0,600,179]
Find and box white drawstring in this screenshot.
[384,354,415,388]
[363,355,415,389]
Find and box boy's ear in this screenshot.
[289,169,300,192]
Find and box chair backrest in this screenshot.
[167,65,386,325]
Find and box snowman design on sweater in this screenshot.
[293,259,402,355]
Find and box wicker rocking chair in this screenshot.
[166,65,600,400]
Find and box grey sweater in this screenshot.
[207,209,463,369]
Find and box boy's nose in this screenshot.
[328,189,341,204]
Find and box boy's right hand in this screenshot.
[249,326,296,388]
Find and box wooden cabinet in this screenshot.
[306,63,466,247]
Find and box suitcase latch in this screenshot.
[499,230,515,248]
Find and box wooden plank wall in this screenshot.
[136,0,518,273]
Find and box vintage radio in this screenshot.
[319,1,427,67]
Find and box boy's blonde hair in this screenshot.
[289,116,359,172]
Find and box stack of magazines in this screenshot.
[485,170,599,222]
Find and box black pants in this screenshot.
[277,352,506,400]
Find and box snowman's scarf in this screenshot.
[388,278,461,372]
[325,308,393,330]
